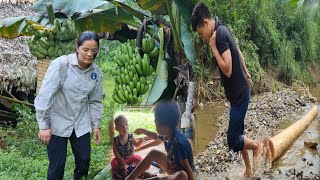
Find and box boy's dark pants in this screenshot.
[47,131,91,180]
[227,92,250,152]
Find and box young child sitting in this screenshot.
[111,115,144,179]
[125,101,195,180]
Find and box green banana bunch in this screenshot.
[142,36,160,58]
[26,18,78,60]
[112,39,156,105]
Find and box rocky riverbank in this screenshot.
[194,88,319,179]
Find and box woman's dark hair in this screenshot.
[191,2,212,31]
[77,31,100,48]
[153,101,181,130]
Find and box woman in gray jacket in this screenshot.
[35,31,103,180]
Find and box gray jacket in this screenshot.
[35,53,103,138]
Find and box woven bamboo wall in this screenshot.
[36,59,50,94]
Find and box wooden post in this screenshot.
[263,105,319,163]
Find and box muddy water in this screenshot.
[309,84,320,102]
[193,102,225,155]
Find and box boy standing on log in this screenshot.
[192,2,262,177]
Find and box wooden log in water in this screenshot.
[264,105,319,163]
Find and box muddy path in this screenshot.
[194,86,319,179]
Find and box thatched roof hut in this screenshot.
[0,2,37,95]
[0,0,36,4]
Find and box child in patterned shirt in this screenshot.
[111,115,143,179]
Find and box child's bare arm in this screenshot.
[134,128,159,140]
[179,159,194,180]
[132,136,143,147]
[112,139,126,166]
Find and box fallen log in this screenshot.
[263,105,319,163]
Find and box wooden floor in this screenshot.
[109,139,168,178]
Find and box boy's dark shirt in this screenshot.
[159,128,194,171]
[214,16,249,105]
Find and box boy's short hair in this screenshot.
[191,2,212,31]
[114,115,126,127]
[153,101,181,130]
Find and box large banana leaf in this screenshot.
[146,60,168,105]
[108,0,149,20]
[33,0,149,20]
[32,0,108,17]
[135,0,195,23]
[0,14,45,38]
[1,0,149,38]
[146,28,168,105]
[181,22,195,63]
[173,0,195,26]
[76,8,138,34]
[136,0,167,15]
[0,17,25,38]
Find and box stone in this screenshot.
[304,141,318,149]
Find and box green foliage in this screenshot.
[271,80,282,93]
[278,39,316,85]
[192,33,213,78]
[239,40,261,85]
[12,104,36,122]
[96,39,121,76]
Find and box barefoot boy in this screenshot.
[192,2,262,177]
[125,102,194,180]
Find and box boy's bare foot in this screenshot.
[244,169,252,178]
[252,141,263,174]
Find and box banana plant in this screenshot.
[0,0,196,105]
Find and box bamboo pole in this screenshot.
[0,113,16,120]
[0,95,34,108]
[0,110,17,116]
[4,89,17,100]
[263,105,319,163]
